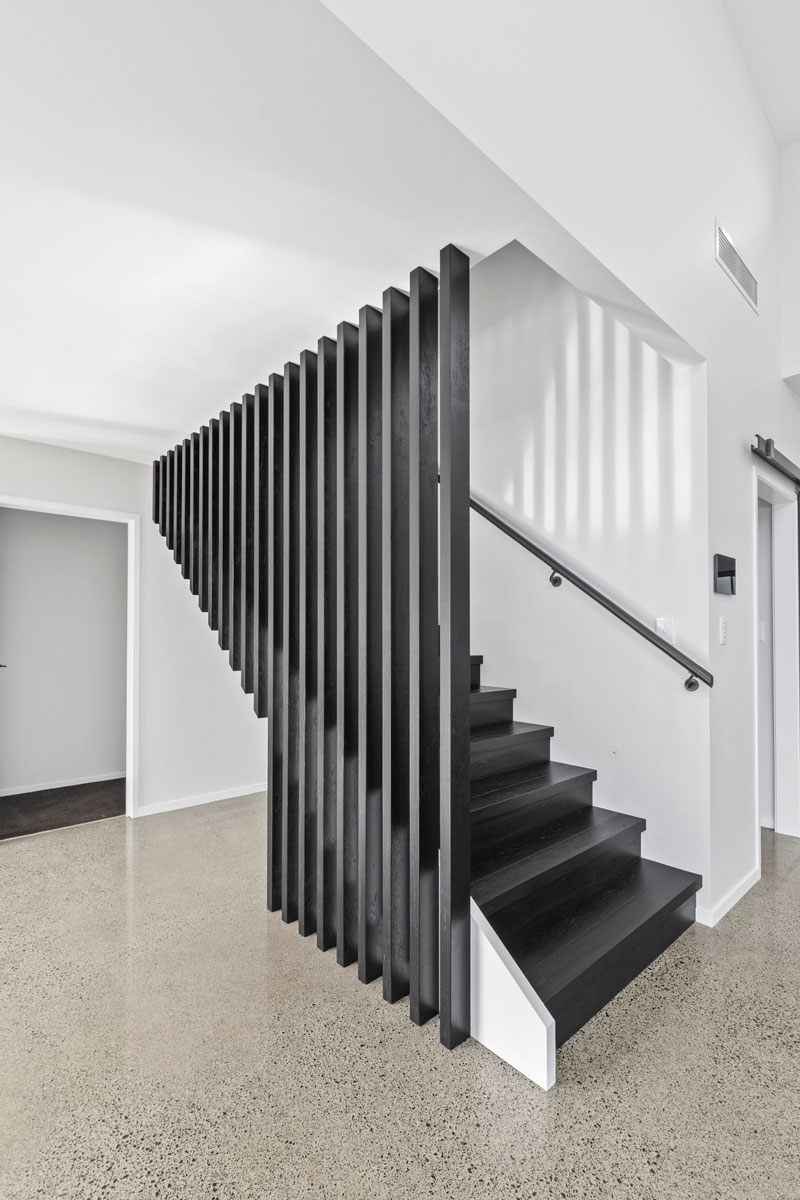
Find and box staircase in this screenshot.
[469,654,701,1047]
[153,241,709,1082]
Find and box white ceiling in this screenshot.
[7,0,800,466]
[722,0,800,147]
[0,0,535,462]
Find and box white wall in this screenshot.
[0,435,266,814]
[324,0,800,922]
[780,138,800,385]
[471,241,711,887]
[0,507,127,794]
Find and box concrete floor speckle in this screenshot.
[1,794,798,1199]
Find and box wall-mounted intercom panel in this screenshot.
[714,553,736,595]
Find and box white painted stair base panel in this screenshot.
[470,898,556,1090]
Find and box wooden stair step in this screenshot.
[470,720,553,748]
[470,684,515,702]
[471,760,596,819]
[472,807,645,915]
[470,720,553,780]
[492,858,702,1046]
[469,684,517,728]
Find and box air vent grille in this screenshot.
[716,222,758,312]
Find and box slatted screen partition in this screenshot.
[152,245,470,1049]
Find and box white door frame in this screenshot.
[0,494,140,819]
[752,467,800,839]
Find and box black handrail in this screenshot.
[469,492,713,690]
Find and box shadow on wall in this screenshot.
[471,240,709,660]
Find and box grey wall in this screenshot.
[0,507,127,795]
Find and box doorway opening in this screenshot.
[755,473,800,840]
[757,496,775,829]
[0,497,139,837]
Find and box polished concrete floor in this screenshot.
[2,794,798,1199]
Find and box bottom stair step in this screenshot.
[489,858,701,1047]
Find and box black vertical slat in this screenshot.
[409,267,440,1025]
[189,431,201,596]
[241,393,256,694]
[339,322,364,960]
[281,364,300,924]
[159,454,168,538]
[357,304,383,984]
[439,244,471,1050]
[207,418,220,631]
[316,336,338,951]
[381,286,411,1003]
[172,444,182,563]
[198,426,210,613]
[152,460,160,525]
[281,360,299,921]
[298,350,318,935]
[165,449,175,550]
[267,375,285,912]
[335,321,359,967]
[181,437,191,580]
[229,401,244,670]
[218,410,231,650]
[254,384,270,718]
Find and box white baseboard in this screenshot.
[695,864,761,927]
[135,782,266,819]
[0,771,126,798]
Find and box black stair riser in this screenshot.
[471,731,552,781]
[470,662,481,690]
[470,696,515,728]
[476,826,643,918]
[551,895,696,1046]
[472,780,594,839]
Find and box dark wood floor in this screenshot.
[0,777,126,840]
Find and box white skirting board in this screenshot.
[470,898,556,1089]
[0,771,125,798]
[695,864,761,927]
[135,782,266,818]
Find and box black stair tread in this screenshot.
[502,858,701,1006]
[470,685,517,703]
[471,760,596,814]
[472,806,645,900]
[470,720,553,745]
[470,654,483,665]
